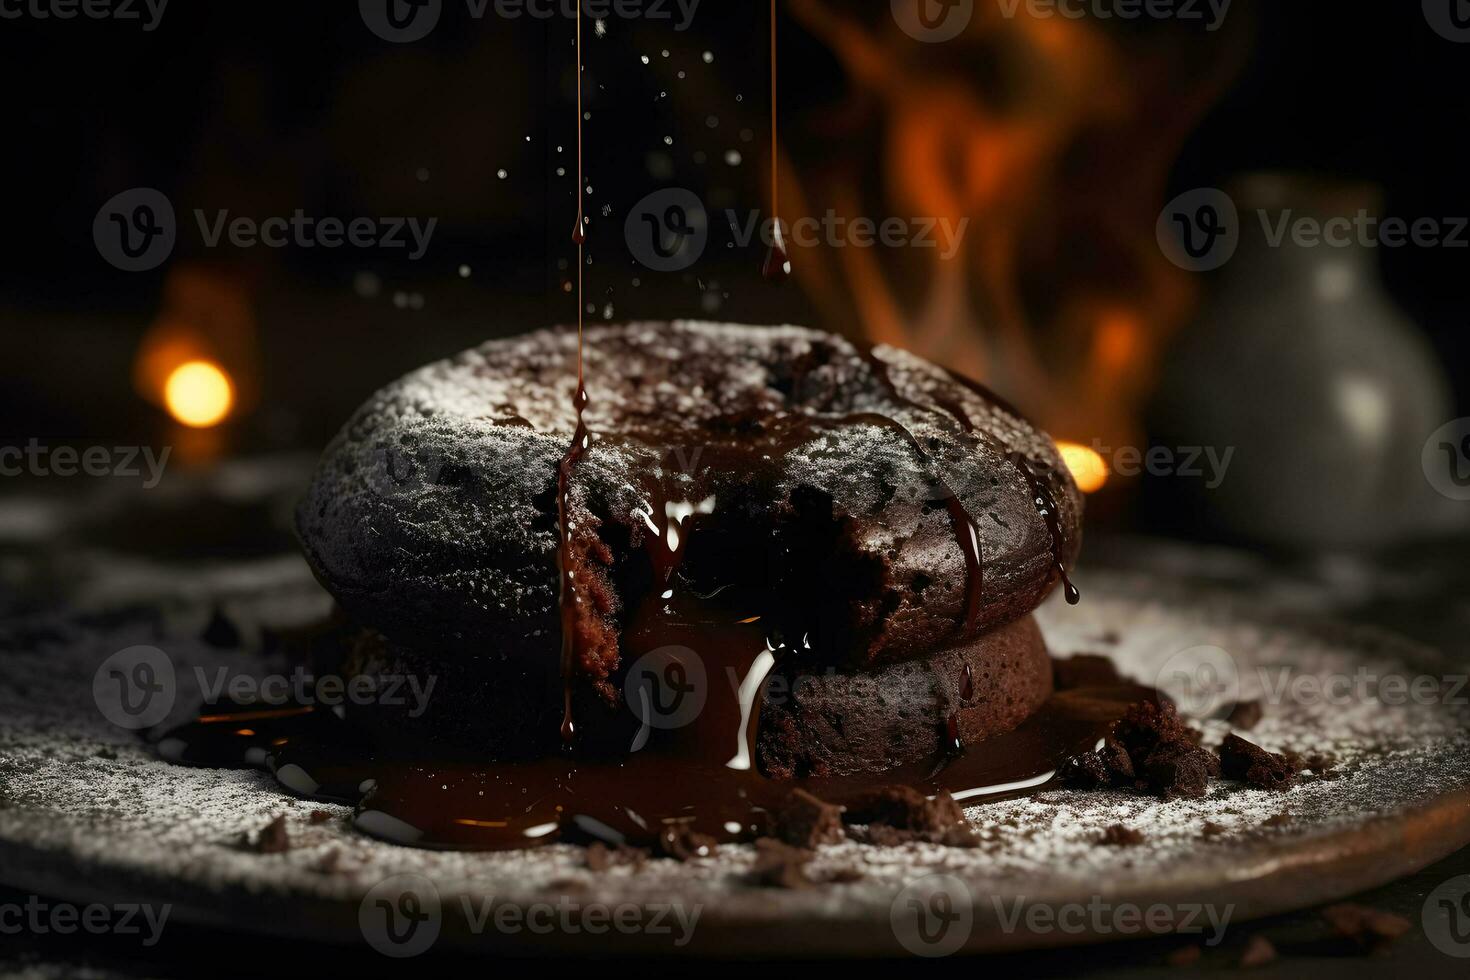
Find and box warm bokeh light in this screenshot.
[163,360,234,428]
[1056,440,1110,494]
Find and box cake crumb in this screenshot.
[1225,700,1264,731]
[1320,903,1412,953]
[655,823,719,862]
[586,841,649,872]
[1098,824,1144,847]
[771,788,845,848]
[1061,700,1218,800]
[1239,934,1277,967]
[1219,734,1300,790]
[844,786,979,848]
[244,814,290,854]
[746,838,815,890]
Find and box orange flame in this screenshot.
[781,2,1246,458]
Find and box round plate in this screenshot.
[2,569,1467,958]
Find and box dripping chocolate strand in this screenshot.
[1010,454,1080,606]
[858,350,985,638]
[864,347,1079,607]
[556,11,589,745]
[763,0,790,280]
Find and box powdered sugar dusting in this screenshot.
[1,572,1466,952]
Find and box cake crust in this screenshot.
[295,322,1082,683]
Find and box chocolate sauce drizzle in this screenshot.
[763,0,790,281]
[557,10,589,745]
[861,348,1079,609]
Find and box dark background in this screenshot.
[1,0,1465,447]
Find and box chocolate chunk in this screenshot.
[845,786,978,847]
[654,823,719,862]
[1284,750,1337,779]
[747,838,816,889]
[313,849,342,874]
[1320,903,1412,952]
[546,878,591,894]
[823,868,865,884]
[843,786,978,847]
[844,785,929,827]
[246,814,290,854]
[1115,700,1202,759]
[1098,824,1144,847]
[585,842,613,872]
[771,789,846,848]
[308,810,334,825]
[585,841,649,871]
[1053,654,1122,691]
[915,791,980,847]
[1225,700,1263,731]
[1143,745,1217,801]
[1200,821,1226,838]
[1218,734,1299,790]
[1061,700,1217,800]
[1099,736,1135,781]
[1261,813,1292,828]
[1239,935,1277,967]
[1059,749,1111,789]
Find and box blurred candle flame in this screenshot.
[164,360,234,428]
[1055,440,1109,494]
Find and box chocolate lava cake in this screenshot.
[295,321,1082,772]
